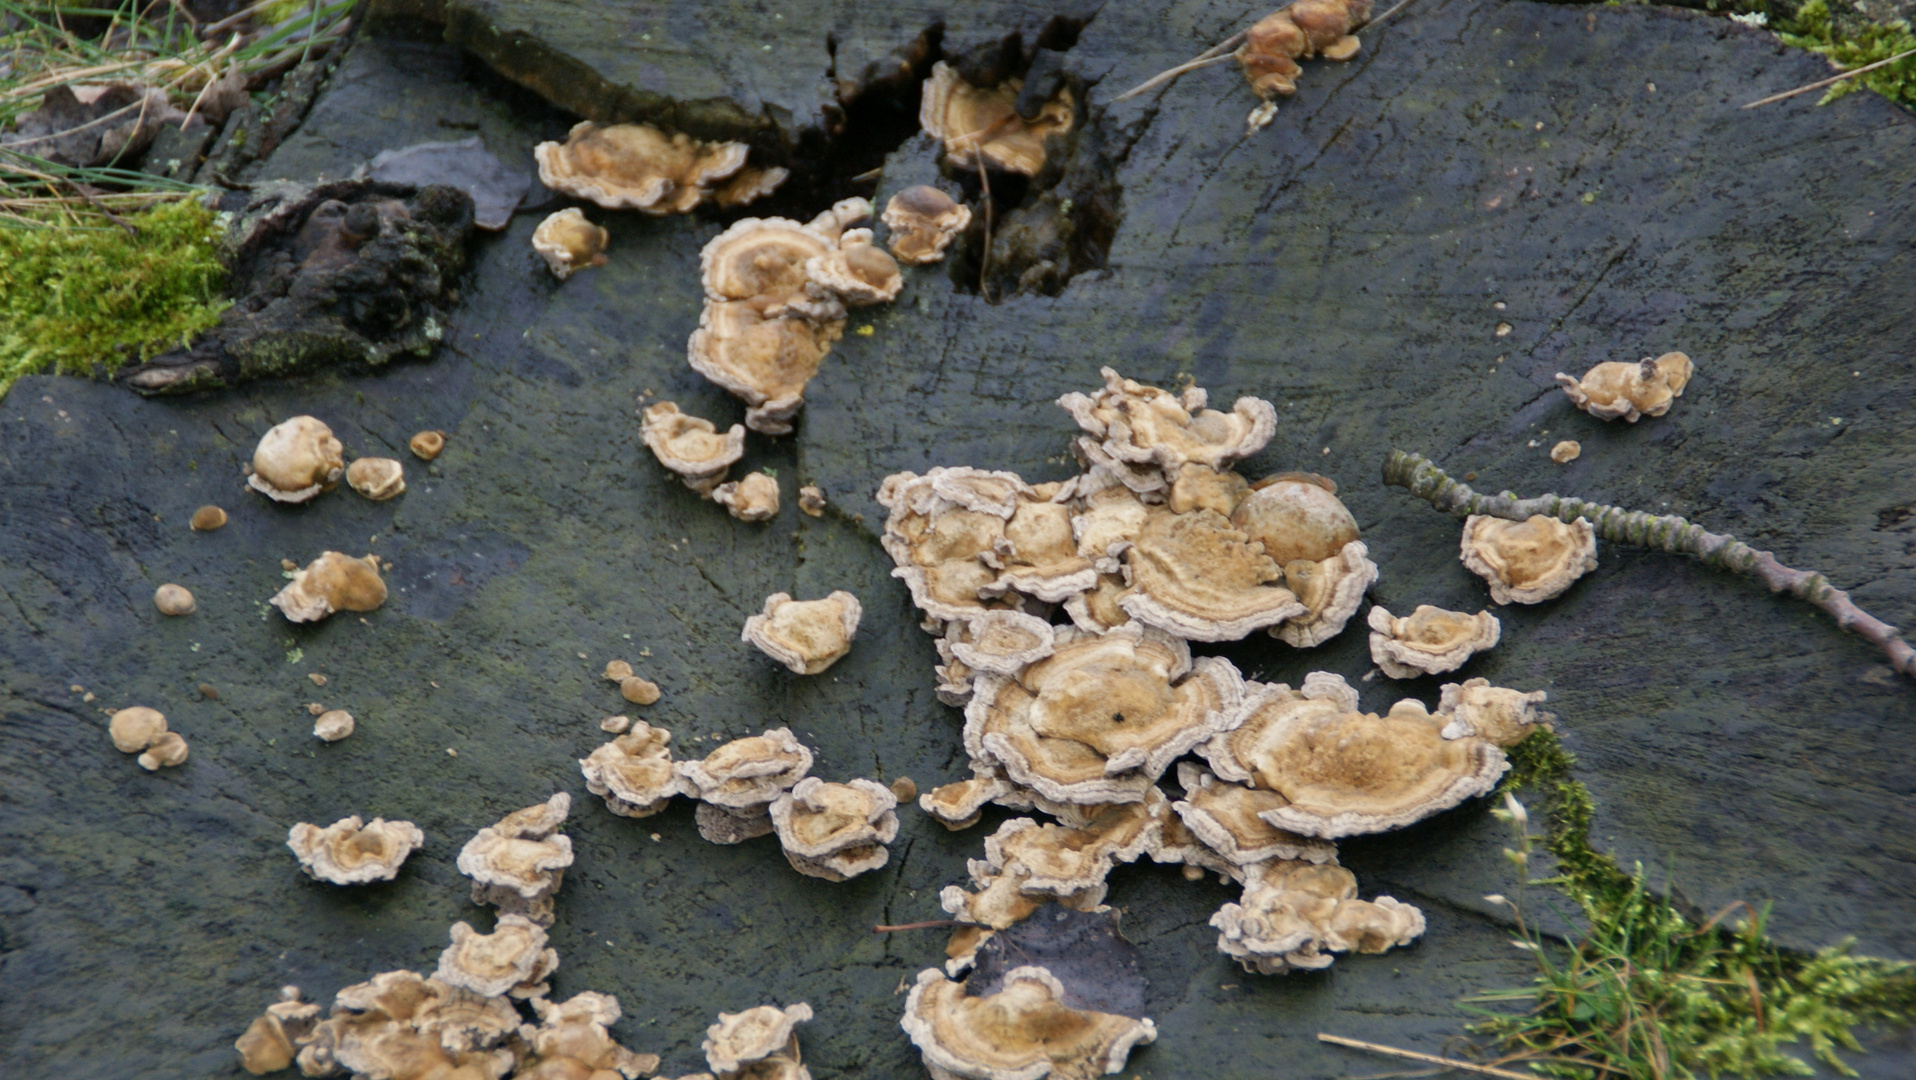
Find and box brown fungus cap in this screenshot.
[1204,676,1508,838]
[964,624,1244,805]
[580,721,680,818]
[945,610,1057,675]
[1366,604,1501,679]
[455,793,573,926]
[409,430,446,460]
[686,300,844,436]
[287,815,424,885]
[700,216,837,316]
[248,416,344,503]
[920,773,1017,831]
[770,777,900,880]
[919,61,1076,177]
[979,801,1162,899]
[1232,472,1359,565]
[714,471,781,522]
[876,468,1028,623]
[804,228,904,307]
[798,485,827,517]
[1172,762,1336,867]
[235,987,322,1076]
[346,457,406,501]
[882,184,972,264]
[314,709,356,742]
[620,675,662,705]
[1270,540,1379,647]
[1460,513,1598,605]
[1555,351,1693,422]
[901,966,1157,1080]
[1058,368,1277,492]
[433,914,557,998]
[154,583,196,616]
[137,730,189,770]
[641,401,747,495]
[190,504,228,531]
[523,992,661,1079]
[271,551,388,623]
[996,493,1098,602]
[534,121,775,214]
[1236,0,1374,99]
[703,1002,813,1076]
[1064,573,1136,634]
[1210,858,1424,975]
[109,705,168,753]
[1119,505,1305,641]
[741,591,863,675]
[1437,677,1548,746]
[532,207,610,281]
[675,727,814,809]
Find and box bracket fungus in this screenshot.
[741,591,863,675]
[965,624,1244,805]
[287,816,425,885]
[523,991,661,1078]
[271,551,388,623]
[1059,368,1278,492]
[1118,505,1306,641]
[975,802,1162,904]
[700,216,838,318]
[920,61,1076,177]
[640,401,747,496]
[1202,674,1508,838]
[686,300,844,436]
[314,709,356,742]
[1556,351,1694,422]
[677,728,815,845]
[703,1002,813,1079]
[769,777,900,881]
[346,457,406,501]
[803,228,904,306]
[236,986,322,1075]
[456,793,573,926]
[901,965,1156,1080]
[1438,677,1549,746]
[1172,762,1336,867]
[534,121,783,214]
[713,471,781,521]
[1460,513,1599,605]
[877,467,1030,625]
[1210,858,1425,975]
[882,184,972,264]
[154,583,196,616]
[531,207,610,281]
[944,610,1058,676]
[1237,0,1374,101]
[580,721,680,818]
[433,914,558,998]
[1367,604,1502,678]
[248,416,344,502]
[798,485,827,517]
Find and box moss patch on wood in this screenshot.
[0,198,228,397]
[1777,0,1916,107]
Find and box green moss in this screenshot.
[0,199,229,397]
[1777,0,1916,108]
[1473,730,1916,1078]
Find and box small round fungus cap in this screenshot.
[703,1001,813,1075]
[1437,677,1548,746]
[1059,368,1277,492]
[770,777,900,881]
[271,551,388,623]
[109,705,168,753]
[1210,858,1424,975]
[919,61,1076,176]
[137,731,189,771]
[1203,677,1508,838]
[676,727,815,809]
[409,430,446,460]
[1231,472,1360,565]
[286,815,425,884]
[714,471,781,521]
[234,987,322,1076]
[1551,439,1582,464]
[640,401,747,495]
[1366,604,1501,679]
[882,184,972,264]
[345,457,406,501]
[620,675,662,705]
[580,721,680,818]
[1236,0,1372,100]
[154,583,196,616]
[433,914,557,998]
[531,207,610,281]
[190,505,228,531]
[742,590,863,675]
[686,301,845,436]
[456,793,574,926]
[798,485,827,517]
[804,229,904,306]
[1555,351,1693,422]
[313,709,355,742]
[534,121,772,214]
[1460,513,1598,605]
[248,416,345,502]
[901,965,1157,1080]
[603,659,634,681]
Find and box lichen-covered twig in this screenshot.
[1382,450,1915,679]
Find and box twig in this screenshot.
[1742,46,1916,108]
[1112,25,1255,102]
[1381,450,1916,679]
[873,919,965,933]
[1317,1034,1541,1080]
[974,150,993,301]
[1365,0,1422,31]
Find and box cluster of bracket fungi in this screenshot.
[870,367,1587,1080]
[242,790,823,1080]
